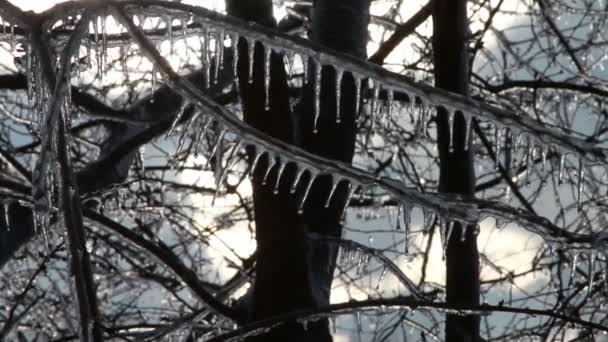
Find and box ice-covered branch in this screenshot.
[112,4,601,250]
[206,296,608,341]
[29,11,104,341]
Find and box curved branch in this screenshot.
[23,0,607,164]
[206,296,608,341]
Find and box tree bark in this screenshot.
[227,0,369,340]
[432,0,481,341]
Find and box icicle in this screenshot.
[10,23,14,51]
[354,75,362,115]
[588,251,597,295]
[302,55,309,81]
[214,29,225,84]
[182,17,189,59]
[261,156,277,186]
[194,117,214,156]
[166,101,190,139]
[217,29,225,70]
[423,209,434,231]
[92,18,102,85]
[569,252,579,286]
[335,68,343,123]
[577,158,584,211]
[290,168,306,193]
[273,162,287,194]
[464,114,472,150]
[395,206,402,231]
[524,140,532,185]
[150,67,158,92]
[138,145,146,172]
[448,111,455,152]
[494,126,501,169]
[376,266,388,290]
[249,149,265,175]
[541,146,548,173]
[340,183,358,223]
[371,81,380,117]
[231,33,239,85]
[313,60,322,134]
[263,45,271,110]
[247,38,255,84]
[386,88,394,119]
[3,202,9,230]
[324,177,341,208]
[558,154,566,184]
[101,15,107,73]
[297,174,316,214]
[460,222,468,242]
[208,130,227,164]
[201,28,210,89]
[403,205,411,232]
[442,221,455,260]
[121,46,128,80]
[26,46,34,106]
[218,141,242,188]
[167,16,174,53]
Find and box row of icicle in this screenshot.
[0,5,592,250]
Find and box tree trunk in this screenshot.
[432,0,481,341]
[227,0,369,340]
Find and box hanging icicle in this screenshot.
[231,33,239,86]
[166,100,191,139]
[297,173,316,214]
[313,60,323,134]
[448,111,455,152]
[464,114,472,150]
[263,45,271,110]
[335,68,343,123]
[247,37,255,84]
[577,158,584,211]
[354,75,362,115]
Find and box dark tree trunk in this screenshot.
[432,0,481,341]
[227,0,369,341]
